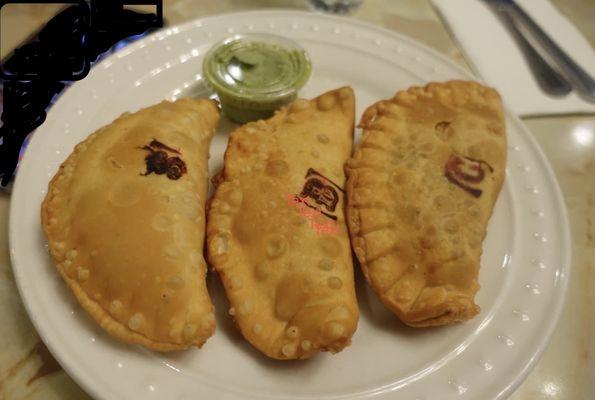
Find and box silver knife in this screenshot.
[489,6,571,97]
[485,0,595,103]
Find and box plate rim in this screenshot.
[8,9,572,400]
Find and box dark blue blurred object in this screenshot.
[0,0,163,186]
[2,2,90,81]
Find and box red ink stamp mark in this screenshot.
[287,168,343,235]
[286,194,340,235]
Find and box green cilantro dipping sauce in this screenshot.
[203,33,311,123]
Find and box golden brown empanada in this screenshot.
[345,81,506,327]
[207,88,359,359]
[41,98,219,351]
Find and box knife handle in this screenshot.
[496,10,571,97]
[506,0,595,102]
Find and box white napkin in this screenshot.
[431,0,595,116]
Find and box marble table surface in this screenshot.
[0,1,593,399]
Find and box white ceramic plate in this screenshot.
[9,10,571,400]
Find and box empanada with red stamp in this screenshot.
[41,98,219,351]
[207,87,359,359]
[345,81,506,327]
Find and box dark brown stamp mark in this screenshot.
[445,153,494,197]
[139,139,186,180]
[298,168,343,220]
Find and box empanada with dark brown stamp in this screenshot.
[207,87,359,359]
[345,81,506,327]
[42,98,219,351]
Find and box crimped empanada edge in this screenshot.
[41,111,210,352]
[206,87,359,358]
[345,80,505,327]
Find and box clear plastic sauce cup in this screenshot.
[202,33,312,123]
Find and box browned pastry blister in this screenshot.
[41,98,219,351]
[207,87,359,359]
[345,81,507,327]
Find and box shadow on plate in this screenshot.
[353,258,452,339]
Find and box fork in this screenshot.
[484,0,595,103]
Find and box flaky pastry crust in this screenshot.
[41,98,219,351]
[207,88,359,359]
[345,81,506,327]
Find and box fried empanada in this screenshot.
[345,81,506,327]
[207,88,359,359]
[41,98,219,351]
